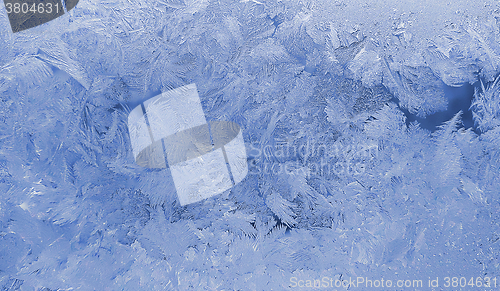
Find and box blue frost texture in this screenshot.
[0,0,499,290]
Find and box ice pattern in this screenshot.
[0,0,499,290]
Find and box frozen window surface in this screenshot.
[0,0,499,289]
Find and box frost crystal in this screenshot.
[1,0,499,289]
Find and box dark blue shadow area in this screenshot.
[398,82,477,132]
[125,89,163,112]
